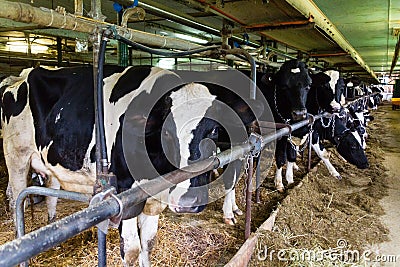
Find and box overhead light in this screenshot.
[157,58,175,69]
[6,41,48,54]
[174,33,208,44]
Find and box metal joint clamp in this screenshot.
[89,188,123,234]
[248,132,264,157]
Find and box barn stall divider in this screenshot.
[0,2,378,266]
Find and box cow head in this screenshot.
[308,72,335,114]
[144,83,215,214]
[346,119,367,150]
[333,125,369,169]
[167,82,263,214]
[273,59,311,121]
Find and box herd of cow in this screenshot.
[0,59,382,266]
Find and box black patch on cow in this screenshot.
[1,82,28,123]
[109,66,152,103]
[26,65,129,171]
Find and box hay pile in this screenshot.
[249,106,390,266]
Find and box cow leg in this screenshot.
[46,177,60,223]
[285,143,297,185]
[274,138,287,192]
[120,217,141,267]
[285,162,295,185]
[311,143,342,180]
[137,189,167,266]
[222,160,242,225]
[138,213,159,267]
[4,152,31,222]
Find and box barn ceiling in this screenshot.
[0,0,399,84]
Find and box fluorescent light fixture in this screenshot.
[174,33,208,44]
[6,41,48,54]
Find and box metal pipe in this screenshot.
[220,48,256,99]
[115,34,220,57]
[94,32,109,267]
[74,0,83,16]
[88,0,106,21]
[15,186,90,238]
[95,34,109,173]
[232,20,314,34]
[0,157,218,267]
[284,0,378,81]
[255,155,261,203]
[121,7,145,28]
[0,1,204,51]
[98,228,106,267]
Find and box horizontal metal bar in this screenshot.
[17,186,91,204]
[15,186,91,240]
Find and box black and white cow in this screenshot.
[273,71,369,187]
[253,60,312,191]
[307,72,369,178]
[1,65,263,266]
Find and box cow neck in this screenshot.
[315,86,324,113]
[274,85,290,124]
[321,114,350,147]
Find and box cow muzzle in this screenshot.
[168,187,208,214]
[292,108,307,121]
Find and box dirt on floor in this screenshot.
[0,103,394,266]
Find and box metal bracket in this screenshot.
[89,187,123,234]
[248,132,264,157]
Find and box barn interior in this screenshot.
[0,1,400,266]
[0,0,400,85]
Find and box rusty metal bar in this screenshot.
[255,154,261,204]
[244,156,254,239]
[232,20,315,34]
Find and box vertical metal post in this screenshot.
[89,0,106,21]
[117,10,129,67]
[307,131,312,172]
[92,30,107,267]
[56,37,62,66]
[245,156,254,239]
[74,0,83,16]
